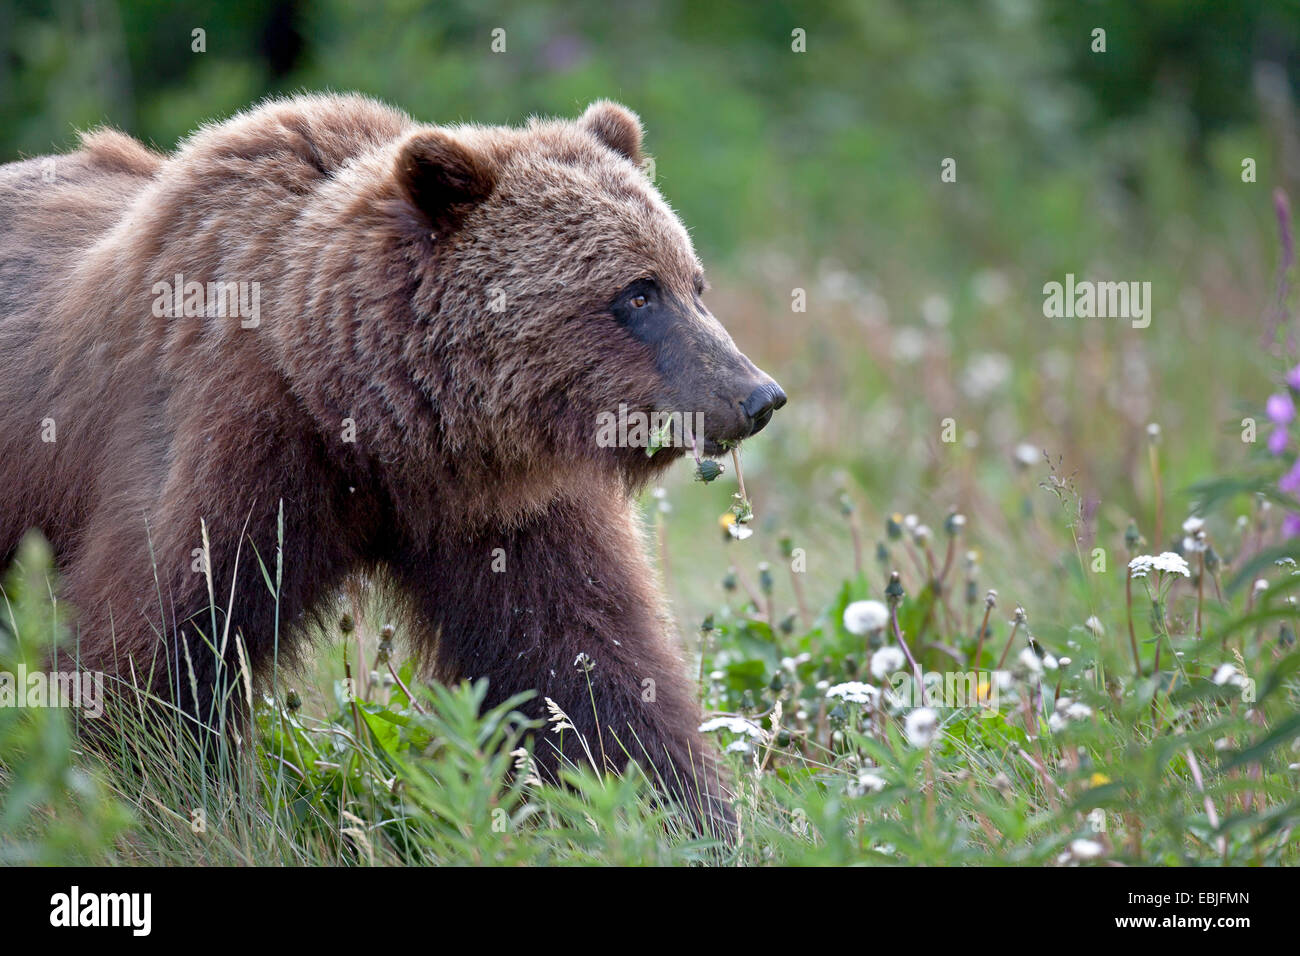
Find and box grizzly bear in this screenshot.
[0,94,785,834]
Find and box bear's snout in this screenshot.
[740,379,787,436]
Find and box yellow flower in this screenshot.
[1090,772,1111,787]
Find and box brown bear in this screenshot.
[0,94,785,834]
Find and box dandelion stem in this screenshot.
[1126,568,1141,678]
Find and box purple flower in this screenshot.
[1268,392,1296,425]
[1287,364,1300,391]
[1270,427,1290,455]
[1282,458,1300,495]
[1284,513,1300,539]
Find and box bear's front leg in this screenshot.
[398,491,734,838]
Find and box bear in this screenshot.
[0,94,786,835]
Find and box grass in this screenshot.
[3,414,1299,865]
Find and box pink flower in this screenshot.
[1268,392,1296,425]
[1270,427,1289,455]
[1288,364,1300,391]
[1284,513,1300,539]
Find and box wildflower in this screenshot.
[912,524,932,545]
[844,599,889,635]
[1146,422,1161,443]
[826,681,879,706]
[1268,391,1296,426]
[724,739,752,754]
[870,645,907,679]
[904,707,940,748]
[1254,579,1269,596]
[1128,552,1191,579]
[698,716,765,737]
[1285,513,1300,539]
[1124,520,1144,551]
[920,292,951,327]
[574,652,595,674]
[1089,772,1111,787]
[849,770,887,796]
[1084,616,1104,637]
[695,459,724,483]
[1212,663,1245,688]
[885,571,905,606]
[719,511,752,540]
[1018,646,1044,676]
[1068,838,1106,861]
[1013,443,1040,468]
[1281,459,1300,495]
[944,512,966,535]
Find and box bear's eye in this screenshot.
[629,294,649,309]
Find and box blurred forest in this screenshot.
[3,0,1300,622]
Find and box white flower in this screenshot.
[1050,697,1092,731]
[1018,647,1044,676]
[891,327,927,363]
[724,739,752,754]
[1065,702,1093,720]
[973,269,1010,307]
[826,681,879,706]
[1254,579,1269,595]
[1212,664,1245,688]
[920,293,951,327]
[1013,443,1040,467]
[1084,616,1104,637]
[850,770,887,795]
[727,523,753,540]
[961,352,1012,400]
[1182,516,1205,535]
[1069,838,1105,861]
[904,707,940,748]
[698,716,765,737]
[870,645,907,679]
[1128,552,1191,579]
[843,599,889,635]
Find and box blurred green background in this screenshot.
[3,0,1299,635]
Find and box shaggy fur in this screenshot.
[0,94,784,833]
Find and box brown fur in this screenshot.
[0,94,785,834]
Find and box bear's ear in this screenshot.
[580,100,643,163]
[394,130,496,235]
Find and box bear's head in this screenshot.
[377,100,785,485]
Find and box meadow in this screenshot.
[2,0,1299,865]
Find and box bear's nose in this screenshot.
[741,381,787,436]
